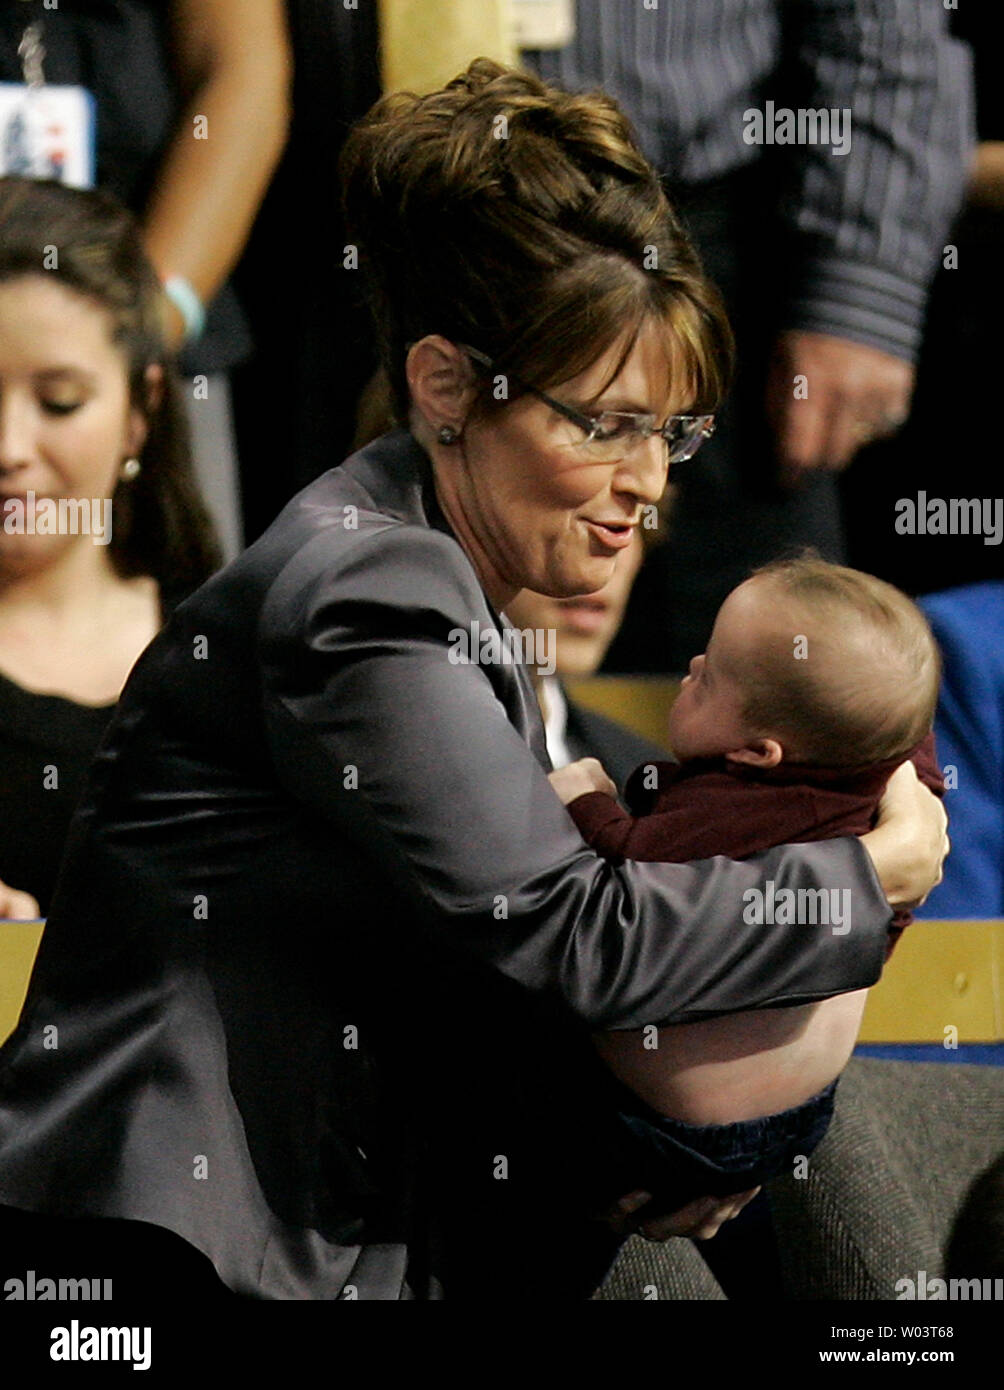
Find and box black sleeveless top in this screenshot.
[0,673,115,916]
[0,587,178,915]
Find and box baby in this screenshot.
[549,555,944,1217]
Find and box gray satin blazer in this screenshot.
[0,429,891,1299]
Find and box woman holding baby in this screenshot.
[0,62,948,1301]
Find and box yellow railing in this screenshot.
[859,919,1004,1043]
[0,918,45,1046]
[564,675,679,751]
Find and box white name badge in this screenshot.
[0,82,96,188]
[512,0,575,51]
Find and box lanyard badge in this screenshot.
[512,0,575,51]
[0,13,96,187]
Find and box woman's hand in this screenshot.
[548,757,618,806]
[601,1187,761,1242]
[860,761,949,910]
[0,878,41,920]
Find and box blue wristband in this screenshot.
[162,274,206,343]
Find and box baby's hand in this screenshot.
[548,758,618,806]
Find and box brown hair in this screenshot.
[340,58,733,426]
[0,176,221,600]
[740,554,941,766]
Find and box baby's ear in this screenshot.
[726,739,783,769]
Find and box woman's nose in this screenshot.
[613,433,668,504]
[0,394,37,474]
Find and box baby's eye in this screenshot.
[40,398,83,416]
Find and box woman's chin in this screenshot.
[544,558,618,600]
[0,537,63,573]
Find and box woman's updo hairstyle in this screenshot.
[340,58,734,425]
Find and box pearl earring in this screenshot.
[120,458,141,481]
[437,425,460,446]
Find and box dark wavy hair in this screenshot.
[0,176,221,598]
[340,58,734,426]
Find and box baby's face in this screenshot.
[667,579,770,761]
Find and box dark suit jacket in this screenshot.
[0,429,892,1300]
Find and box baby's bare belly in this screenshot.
[593,989,869,1125]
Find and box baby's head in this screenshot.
[667,556,941,769]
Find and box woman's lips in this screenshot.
[583,519,636,552]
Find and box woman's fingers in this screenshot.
[634,1194,715,1239]
[866,763,949,909]
[900,763,949,854]
[598,1186,763,1243]
[876,760,926,826]
[637,1187,761,1242]
[596,1189,658,1237]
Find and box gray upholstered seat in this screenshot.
[596,1058,1004,1300]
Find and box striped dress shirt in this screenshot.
[522,0,974,363]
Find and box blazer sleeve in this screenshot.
[258,523,892,1029]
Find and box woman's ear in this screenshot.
[125,363,164,459]
[725,739,784,770]
[406,337,476,438]
[143,362,165,414]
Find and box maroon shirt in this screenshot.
[569,732,945,957]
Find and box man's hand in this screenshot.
[766,330,915,486]
[601,1187,761,1242]
[0,878,41,920]
[548,758,618,806]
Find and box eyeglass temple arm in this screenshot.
[460,343,713,439]
[459,343,598,433]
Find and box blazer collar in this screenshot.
[343,427,517,628]
[341,428,454,541]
